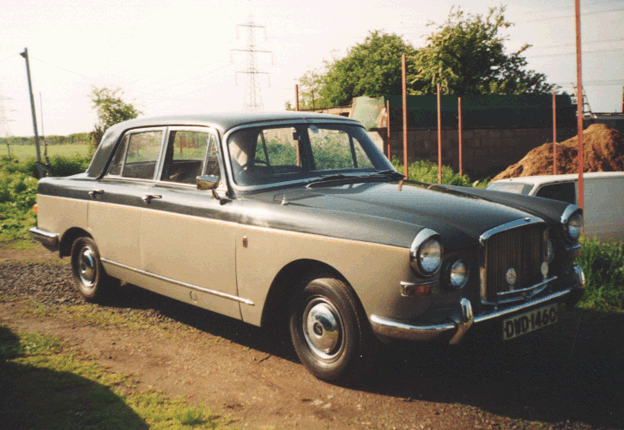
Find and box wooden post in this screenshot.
[402,54,408,179]
[436,83,442,184]
[575,0,584,209]
[458,97,463,177]
[295,84,300,111]
[552,91,557,175]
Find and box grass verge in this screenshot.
[0,325,229,429]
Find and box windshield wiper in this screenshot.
[305,174,353,188]
[305,171,403,189]
[366,169,405,179]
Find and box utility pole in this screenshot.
[231,16,273,111]
[20,48,44,178]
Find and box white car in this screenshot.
[487,172,624,242]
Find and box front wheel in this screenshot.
[70,236,119,303]
[289,275,378,383]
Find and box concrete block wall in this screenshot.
[371,126,577,179]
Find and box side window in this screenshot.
[536,182,577,204]
[309,128,373,170]
[205,134,220,177]
[161,131,211,184]
[108,131,163,180]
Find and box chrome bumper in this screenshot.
[29,227,59,250]
[370,266,585,345]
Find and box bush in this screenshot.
[392,158,487,187]
[576,236,624,312]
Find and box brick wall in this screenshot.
[371,126,577,179]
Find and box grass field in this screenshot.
[0,144,91,160]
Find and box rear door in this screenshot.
[88,128,165,269]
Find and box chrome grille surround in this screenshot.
[479,217,554,305]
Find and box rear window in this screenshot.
[485,182,533,195]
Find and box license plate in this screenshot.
[502,304,558,341]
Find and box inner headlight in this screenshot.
[565,211,583,241]
[449,260,469,289]
[546,239,555,264]
[410,229,443,276]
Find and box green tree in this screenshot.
[412,6,556,95]
[298,31,419,108]
[90,86,141,147]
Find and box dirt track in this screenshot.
[1,249,623,430]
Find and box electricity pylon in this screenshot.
[231,16,273,111]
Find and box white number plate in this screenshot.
[502,304,558,341]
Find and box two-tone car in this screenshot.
[31,112,586,382]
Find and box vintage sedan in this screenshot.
[31,112,586,382]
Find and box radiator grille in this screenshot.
[482,224,545,303]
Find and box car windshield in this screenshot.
[227,123,394,186]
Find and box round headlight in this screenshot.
[546,239,555,264]
[449,260,469,289]
[565,211,583,241]
[418,237,442,275]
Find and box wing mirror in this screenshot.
[197,175,219,191]
[197,175,229,205]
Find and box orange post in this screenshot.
[436,83,442,184]
[575,0,584,209]
[386,99,391,160]
[402,54,408,179]
[552,91,557,175]
[458,97,463,177]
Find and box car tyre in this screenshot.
[289,275,378,383]
[70,236,119,303]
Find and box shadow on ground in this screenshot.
[101,282,624,429]
[0,325,148,430]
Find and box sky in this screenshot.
[1,0,623,137]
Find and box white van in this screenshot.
[487,172,624,242]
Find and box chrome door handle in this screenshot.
[88,189,104,198]
[142,194,162,204]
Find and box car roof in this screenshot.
[111,111,360,134]
[490,171,624,187]
[86,111,361,179]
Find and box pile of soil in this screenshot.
[493,123,624,180]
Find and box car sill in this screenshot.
[101,258,255,306]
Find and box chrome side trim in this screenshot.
[479,216,544,245]
[101,258,254,306]
[29,227,59,248]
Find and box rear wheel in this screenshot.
[70,236,118,303]
[289,275,378,383]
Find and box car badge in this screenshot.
[506,268,517,288]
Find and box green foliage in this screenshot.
[392,158,487,187]
[90,86,142,147]
[0,153,90,245]
[412,6,555,95]
[576,236,624,312]
[297,7,556,107]
[300,31,419,108]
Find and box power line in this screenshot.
[527,47,624,58]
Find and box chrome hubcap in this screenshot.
[303,298,343,359]
[78,247,96,287]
